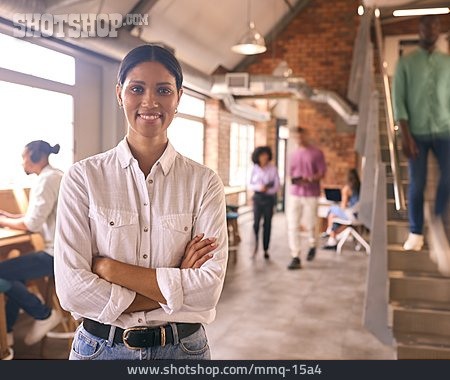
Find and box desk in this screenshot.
[0,228,33,246]
[0,228,37,262]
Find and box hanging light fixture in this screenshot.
[231,0,267,55]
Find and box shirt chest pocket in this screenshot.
[157,213,193,265]
[88,206,139,263]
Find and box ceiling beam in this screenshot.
[124,0,158,31]
[232,0,311,72]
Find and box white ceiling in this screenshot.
[0,0,300,74]
[0,0,446,75]
[138,0,299,74]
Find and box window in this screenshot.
[229,122,255,187]
[168,93,205,164]
[0,33,75,85]
[0,81,73,188]
[0,33,75,188]
[177,93,205,118]
[168,118,204,164]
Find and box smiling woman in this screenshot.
[54,44,228,361]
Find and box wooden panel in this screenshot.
[0,188,30,214]
[0,293,9,360]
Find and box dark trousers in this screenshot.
[253,193,276,251]
[0,252,53,332]
[408,136,450,234]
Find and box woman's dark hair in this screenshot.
[251,146,273,165]
[117,44,183,91]
[347,168,360,194]
[25,140,60,163]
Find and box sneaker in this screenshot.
[322,237,337,250]
[7,332,14,347]
[307,247,316,261]
[403,233,424,251]
[264,251,270,260]
[287,257,301,270]
[24,309,62,346]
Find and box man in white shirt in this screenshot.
[0,140,63,347]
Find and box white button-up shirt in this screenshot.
[54,139,228,329]
[24,165,63,256]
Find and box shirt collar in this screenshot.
[116,137,177,176]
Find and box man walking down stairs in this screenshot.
[387,15,450,359]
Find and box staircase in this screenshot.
[379,90,450,359]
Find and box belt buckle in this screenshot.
[123,326,148,350]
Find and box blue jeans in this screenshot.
[69,323,211,360]
[0,251,54,332]
[408,136,450,234]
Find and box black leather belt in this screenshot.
[83,319,201,350]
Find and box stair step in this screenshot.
[393,307,450,342]
[389,273,450,306]
[388,246,438,274]
[385,163,409,181]
[397,341,450,359]
[387,220,415,244]
[387,203,409,221]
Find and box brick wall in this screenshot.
[244,0,360,187]
[204,99,273,187]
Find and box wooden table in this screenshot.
[0,228,34,246]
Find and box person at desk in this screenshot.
[0,140,63,347]
[54,45,227,360]
[322,168,360,250]
[249,146,280,259]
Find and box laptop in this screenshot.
[324,188,341,202]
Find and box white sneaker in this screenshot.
[7,332,14,347]
[24,309,62,346]
[403,233,424,251]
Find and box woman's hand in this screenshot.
[92,256,116,282]
[181,233,217,269]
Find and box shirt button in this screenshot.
[138,318,143,324]
[143,254,148,259]
[109,221,114,226]
[148,179,153,184]
[144,227,149,232]
[184,226,188,231]
[144,202,148,206]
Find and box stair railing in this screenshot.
[373,12,406,211]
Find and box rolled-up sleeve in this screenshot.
[156,171,228,314]
[54,164,135,324]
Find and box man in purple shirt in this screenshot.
[287,127,326,269]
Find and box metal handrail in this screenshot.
[373,12,406,211]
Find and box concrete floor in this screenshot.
[205,213,395,360]
[10,212,395,360]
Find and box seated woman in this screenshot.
[323,168,360,250]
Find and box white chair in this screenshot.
[332,203,370,255]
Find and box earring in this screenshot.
[175,108,178,114]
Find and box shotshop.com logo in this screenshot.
[13,13,149,38]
